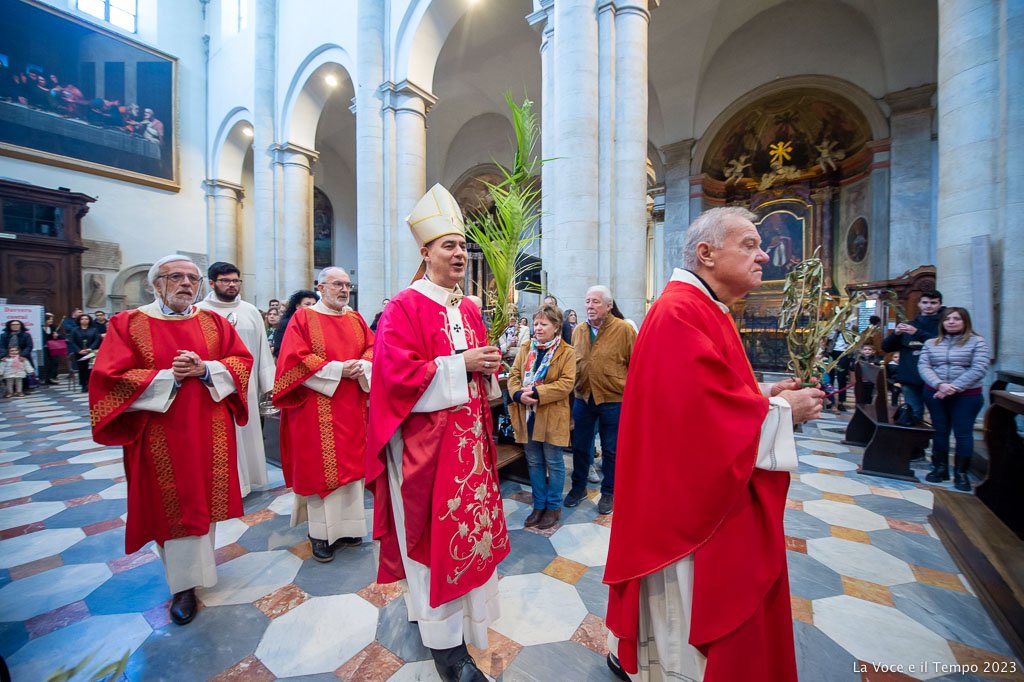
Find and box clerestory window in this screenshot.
[77,0,138,33]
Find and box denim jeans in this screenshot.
[923,391,983,459]
[569,397,621,496]
[523,439,565,510]
[902,383,925,422]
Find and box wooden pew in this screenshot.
[843,362,933,481]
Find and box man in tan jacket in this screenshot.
[564,285,637,515]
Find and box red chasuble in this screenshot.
[89,307,253,554]
[273,307,374,497]
[366,285,510,608]
[604,280,796,681]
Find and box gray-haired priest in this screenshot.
[89,255,253,626]
[366,184,506,682]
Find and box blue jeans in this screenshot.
[523,439,565,510]
[902,383,925,422]
[923,391,983,459]
[569,398,621,496]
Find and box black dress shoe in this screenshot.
[563,490,584,508]
[169,588,197,625]
[332,536,362,548]
[607,652,630,681]
[433,655,486,682]
[598,494,614,515]
[309,536,334,562]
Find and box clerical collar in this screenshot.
[412,277,464,308]
[670,268,730,314]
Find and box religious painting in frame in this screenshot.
[752,199,811,284]
[313,187,334,269]
[0,0,179,190]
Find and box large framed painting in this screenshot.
[753,199,811,283]
[0,0,178,190]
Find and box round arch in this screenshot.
[691,75,889,176]
[210,107,253,185]
[279,44,355,147]
[394,0,470,94]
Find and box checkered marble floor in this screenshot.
[0,387,1021,681]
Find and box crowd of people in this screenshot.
[1,60,165,143]
[0,184,983,682]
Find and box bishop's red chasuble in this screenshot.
[273,307,374,497]
[366,283,510,608]
[89,306,252,554]
[604,280,797,681]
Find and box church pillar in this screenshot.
[551,0,600,310]
[204,180,243,265]
[999,0,1024,370]
[936,0,999,324]
[388,82,436,289]
[355,0,386,313]
[658,142,692,287]
[884,85,936,277]
[612,0,650,321]
[867,140,891,282]
[527,2,556,298]
[273,143,318,296]
[252,0,278,307]
[597,1,615,286]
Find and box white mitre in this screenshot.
[406,183,465,246]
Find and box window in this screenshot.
[222,0,248,36]
[77,0,137,33]
[2,200,63,238]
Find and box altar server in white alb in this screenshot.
[197,261,276,496]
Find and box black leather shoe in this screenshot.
[332,536,362,548]
[607,652,630,681]
[309,536,334,562]
[433,655,486,682]
[925,466,950,483]
[954,472,971,492]
[563,490,584,508]
[169,588,197,625]
[598,494,614,515]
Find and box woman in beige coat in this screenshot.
[508,304,576,529]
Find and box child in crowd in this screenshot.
[1,346,34,398]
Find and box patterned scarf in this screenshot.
[523,336,561,390]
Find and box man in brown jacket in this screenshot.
[564,285,637,515]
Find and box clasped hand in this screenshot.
[463,346,501,374]
[342,361,365,379]
[171,350,206,382]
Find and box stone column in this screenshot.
[1001,0,1024,369]
[658,140,693,281]
[389,81,436,289]
[610,0,650,320]
[204,180,244,265]
[355,0,386,312]
[527,2,556,297]
[252,0,278,306]
[866,140,891,282]
[273,143,318,296]
[936,0,999,309]
[884,85,936,276]
[551,0,600,309]
[597,1,616,285]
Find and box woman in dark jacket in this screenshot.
[272,289,317,357]
[67,313,102,392]
[1,319,34,359]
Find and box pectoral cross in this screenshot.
[452,322,463,334]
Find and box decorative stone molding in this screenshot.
[81,240,123,271]
[884,84,936,115]
[379,80,438,117]
[202,178,245,201]
[271,142,319,172]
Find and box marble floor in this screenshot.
[0,386,1021,681]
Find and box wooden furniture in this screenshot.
[0,179,94,317]
[977,371,1024,538]
[491,377,529,484]
[844,362,933,481]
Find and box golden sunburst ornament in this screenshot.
[769,140,794,166]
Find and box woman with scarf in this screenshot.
[507,304,576,529]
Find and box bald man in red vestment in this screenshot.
[90,255,252,626]
[367,184,505,682]
[273,266,373,563]
[604,207,824,682]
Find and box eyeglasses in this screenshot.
[215,278,242,285]
[324,282,352,290]
[158,273,203,284]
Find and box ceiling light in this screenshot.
[242,126,254,137]
[324,74,338,88]
[468,0,481,6]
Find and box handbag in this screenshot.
[893,402,916,427]
[46,339,68,357]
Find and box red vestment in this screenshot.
[273,307,374,497]
[89,307,252,554]
[366,285,510,608]
[604,280,796,681]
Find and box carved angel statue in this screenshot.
[724,154,751,184]
[815,139,846,173]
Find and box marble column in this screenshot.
[527,2,555,297]
[551,0,600,310]
[273,143,318,297]
[658,140,693,282]
[389,81,436,290]
[252,0,278,306]
[612,0,650,321]
[884,85,936,276]
[597,1,616,285]
[355,0,386,312]
[936,0,999,310]
[1001,0,1024,370]
[204,180,244,265]
[867,140,891,282]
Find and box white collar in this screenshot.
[669,268,731,314]
[312,299,347,316]
[411,277,464,308]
